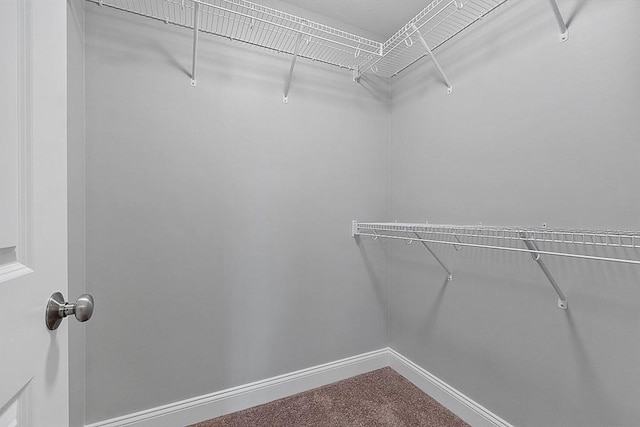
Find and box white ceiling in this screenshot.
[276,0,430,40]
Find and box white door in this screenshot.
[1,0,70,426]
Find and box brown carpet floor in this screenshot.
[189,367,470,427]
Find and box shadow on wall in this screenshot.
[564,309,611,423]
[150,40,191,79]
[358,74,393,106]
[356,236,389,306]
[421,277,450,339]
[565,0,589,27]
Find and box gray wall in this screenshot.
[67,0,86,426]
[389,1,640,426]
[81,0,640,425]
[84,3,390,424]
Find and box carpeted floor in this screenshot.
[189,367,470,427]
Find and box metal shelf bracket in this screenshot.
[410,24,453,94]
[414,232,453,281]
[520,233,568,310]
[352,222,452,281]
[283,28,304,103]
[548,0,569,43]
[191,2,201,86]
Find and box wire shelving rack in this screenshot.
[89,0,381,72]
[352,221,640,310]
[87,0,569,96]
[354,0,508,80]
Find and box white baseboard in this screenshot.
[85,348,390,427]
[387,349,514,427]
[86,348,512,427]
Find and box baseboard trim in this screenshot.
[387,348,514,427]
[85,348,391,427]
[86,347,512,427]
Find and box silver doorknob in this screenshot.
[46,292,95,330]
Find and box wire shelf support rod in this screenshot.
[283,25,304,103]
[411,23,453,94]
[548,0,569,42]
[520,233,568,310]
[414,232,453,281]
[191,2,201,86]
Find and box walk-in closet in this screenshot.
[1,0,639,426]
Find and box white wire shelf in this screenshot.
[355,0,509,79]
[89,0,382,72]
[353,221,640,310]
[353,222,640,263]
[89,0,568,94]
[89,0,510,78]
